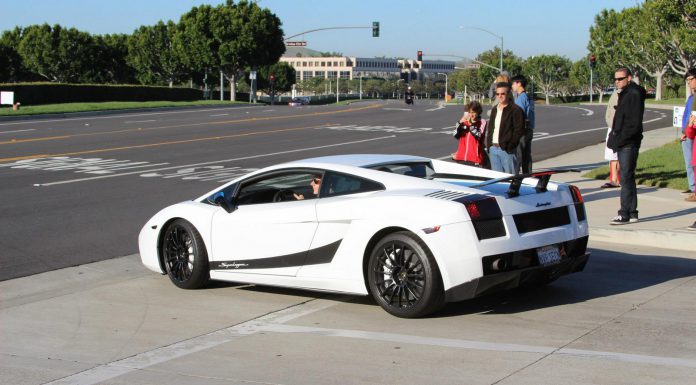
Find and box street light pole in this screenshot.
[437,72,448,101]
[459,26,504,73]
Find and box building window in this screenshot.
[315,71,325,78]
[328,71,337,80]
[303,71,313,80]
[340,71,350,79]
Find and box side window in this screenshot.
[370,162,434,179]
[235,171,323,205]
[322,172,384,198]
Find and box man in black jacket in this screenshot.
[607,67,646,225]
[486,82,525,173]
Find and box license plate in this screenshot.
[537,245,561,265]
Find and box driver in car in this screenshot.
[294,175,322,200]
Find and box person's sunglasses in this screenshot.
[495,92,507,96]
[614,76,628,82]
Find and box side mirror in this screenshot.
[214,196,235,213]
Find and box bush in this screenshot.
[0,83,203,105]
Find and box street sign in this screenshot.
[285,41,307,46]
[249,71,256,80]
[465,63,481,69]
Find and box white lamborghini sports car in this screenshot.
[139,154,590,318]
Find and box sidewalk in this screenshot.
[536,125,695,252]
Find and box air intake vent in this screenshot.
[425,190,470,201]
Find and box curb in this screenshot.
[589,227,694,252]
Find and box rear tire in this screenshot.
[161,219,209,289]
[367,232,444,318]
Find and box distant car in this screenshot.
[288,97,309,107]
[139,154,590,318]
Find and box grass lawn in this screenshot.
[583,140,690,191]
[0,100,246,116]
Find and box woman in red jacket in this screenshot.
[452,101,488,168]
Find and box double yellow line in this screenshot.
[0,103,380,163]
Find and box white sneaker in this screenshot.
[610,215,630,225]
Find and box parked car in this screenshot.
[139,154,590,318]
[288,97,309,107]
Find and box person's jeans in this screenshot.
[516,129,533,174]
[488,146,516,174]
[682,137,695,191]
[617,145,639,219]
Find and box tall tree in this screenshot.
[212,0,286,101]
[17,24,99,83]
[619,6,669,100]
[643,0,695,94]
[95,33,136,84]
[175,1,285,101]
[0,28,29,82]
[524,55,572,104]
[251,62,295,95]
[127,21,187,86]
[174,4,218,84]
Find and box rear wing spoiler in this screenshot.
[432,168,579,198]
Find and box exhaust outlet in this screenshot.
[491,257,508,272]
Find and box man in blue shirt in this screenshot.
[512,75,535,174]
[679,68,696,196]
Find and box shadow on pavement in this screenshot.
[436,247,696,317]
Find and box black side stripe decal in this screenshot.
[210,239,342,270]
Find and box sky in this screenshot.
[0,0,642,62]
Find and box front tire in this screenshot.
[161,219,209,289]
[367,232,444,318]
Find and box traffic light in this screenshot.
[372,21,379,37]
[417,50,423,61]
[589,54,596,69]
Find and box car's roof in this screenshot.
[285,154,431,168]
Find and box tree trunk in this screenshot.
[655,73,663,101]
[229,73,236,102]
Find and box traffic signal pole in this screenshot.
[285,23,380,41]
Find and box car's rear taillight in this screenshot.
[457,194,505,240]
[569,185,586,222]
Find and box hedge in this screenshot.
[0,83,203,105]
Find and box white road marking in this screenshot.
[124,119,156,124]
[33,135,396,186]
[545,105,594,116]
[0,106,262,126]
[209,113,229,117]
[0,128,36,134]
[383,108,412,111]
[533,115,664,142]
[426,104,446,111]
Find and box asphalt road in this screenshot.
[0,100,671,280]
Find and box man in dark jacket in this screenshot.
[486,82,525,173]
[607,67,646,225]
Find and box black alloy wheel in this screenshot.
[161,219,209,289]
[367,232,444,318]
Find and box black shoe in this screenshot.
[688,222,696,231]
[610,215,631,225]
[682,189,693,194]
